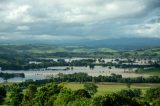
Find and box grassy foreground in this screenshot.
[65,82,160,96]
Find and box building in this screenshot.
[29,61,42,64]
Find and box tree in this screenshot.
[84,83,98,95]
[89,64,95,70]
[126,81,132,89]
[22,84,37,106]
[54,88,75,106]
[146,87,160,100]
[153,99,160,106]
[92,93,142,106]
[35,83,63,106]
[67,98,92,106]
[0,86,6,104]
[10,86,23,106]
[119,89,142,98]
[74,89,91,98]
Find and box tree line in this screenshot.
[0,82,160,106]
[50,73,160,83]
[0,72,25,80]
[12,73,160,89]
[1,57,160,70]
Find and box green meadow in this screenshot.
[65,82,160,96]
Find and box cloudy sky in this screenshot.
[0,0,160,42]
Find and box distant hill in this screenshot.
[0,44,117,54]
[0,44,160,58]
[65,38,160,50]
[0,38,160,50]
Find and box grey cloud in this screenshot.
[0,0,160,41]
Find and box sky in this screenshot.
[0,0,160,42]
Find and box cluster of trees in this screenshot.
[49,73,160,83]
[5,73,157,90]
[102,62,160,69]
[4,73,158,89]
[0,58,97,70]
[6,83,92,106]
[1,82,160,106]
[146,87,160,105]
[1,51,160,70]
[1,44,160,70]
[1,59,160,70]
[0,72,25,80]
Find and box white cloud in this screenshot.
[41,0,146,23]
[1,0,143,24]
[0,0,160,41]
[0,0,149,24]
[17,26,30,30]
[4,4,33,23]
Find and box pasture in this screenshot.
[65,82,160,96]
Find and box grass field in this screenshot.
[143,71,160,76]
[136,70,160,76]
[65,82,160,96]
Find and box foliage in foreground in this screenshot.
[0,82,159,106]
[0,86,6,104]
